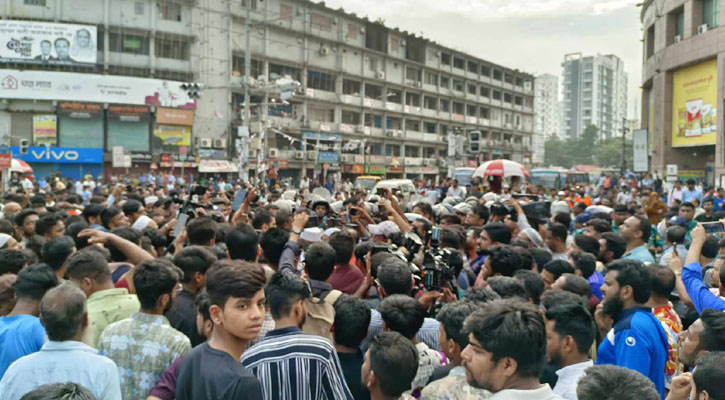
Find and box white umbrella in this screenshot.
[472,159,529,179]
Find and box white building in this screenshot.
[533,74,560,165]
[561,53,628,140]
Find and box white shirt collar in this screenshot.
[489,384,561,400]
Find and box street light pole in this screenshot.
[244,0,252,184]
[621,117,628,176]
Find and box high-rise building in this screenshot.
[533,74,560,165]
[560,53,628,140]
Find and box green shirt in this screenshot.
[82,288,140,348]
[98,312,191,400]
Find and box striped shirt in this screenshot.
[241,327,353,400]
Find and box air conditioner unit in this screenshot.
[375,71,386,80]
[294,150,304,160]
[355,125,365,133]
[414,81,422,88]
[213,139,225,148]
[422,159,430,166]
[340,154,351,163]
[395,131,404,138]
[386,131,394,137]
[268,148,279,158]
[438,159,446,167]
[319,47,330,56]
[674,34,682,43]
[199,138,212,148]
[307,151,317,160]
[698,24,708,34]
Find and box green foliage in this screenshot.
[543,125,632,169]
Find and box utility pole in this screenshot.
[243,0,251,184]
[621,117,628,176]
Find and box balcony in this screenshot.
[406,131,424,141]
[423,133,438,142]
[369,155,387,164]
[404,157,423,166]
[265,115,303,129]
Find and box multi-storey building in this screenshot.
[0,0,535,181]
[641,0,724,183]
[533,74,560,165]
[561,53,628,140]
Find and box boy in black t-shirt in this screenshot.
[176,260,267,400]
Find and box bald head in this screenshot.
[39,283,87,341]
[3,202,21,219]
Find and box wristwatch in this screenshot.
[292,227,302,234]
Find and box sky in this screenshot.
[323,0,644,118]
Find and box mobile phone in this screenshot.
[173,213,189,238]
[349,207,358,216]
[232,190,247,211]
[703,222,725,234]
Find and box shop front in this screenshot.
[365,165,386,176]
[58,102,104,148]
[386,166,405,179]
[11,146,103,180]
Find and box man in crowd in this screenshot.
[576,365,660,400]
[547,223,570,261]
[333,296,372,400]
[682,179,703,205]
[677,309,725,370]
[327,231,365,294]
[35,213,65,240]
[361,332,419,400]
[646,264,683,388]
[620,215,656,263]
[678,224,725,312]
[0,283,122,400]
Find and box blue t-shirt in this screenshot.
[0,314,46,378]
[596,306,668,399]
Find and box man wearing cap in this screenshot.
[682,179,703,205]
[574,212,591,235]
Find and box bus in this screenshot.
[566,171,590,187]
[454,168,476,186]
[530,169,565,191]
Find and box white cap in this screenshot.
[367,220,400,237]
[0,233,11,249]
[323,227,340,237]
[144,196,159,206]
[132,215,152,231]
[300,227,323,242]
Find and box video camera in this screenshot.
[420,227,463,292]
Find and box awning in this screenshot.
[199,160,237,173]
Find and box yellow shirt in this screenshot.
[82,288,140,348]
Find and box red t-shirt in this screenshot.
[327,264,364,295]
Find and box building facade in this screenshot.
[533,73,560,165]
[641,0,724,185]
[1,0,535,182]
[561,53,628,140]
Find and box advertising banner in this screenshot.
[108,106,150,122]
[32,115,57,146]
[0,69,197,109]
[10,146,103,164]
[153,125,191,152]
[156,107,194,126]
[58,102,102,118]
[632,129,649,172]
[0,20,97,65]
[672,59,717,147]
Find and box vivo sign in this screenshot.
[12,146,103,164]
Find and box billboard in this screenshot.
[672,59,717,147]
[154,125,191,153]
[0,69,197,109]
[32,115,57,146]
[0,20,97,65]
[632,129,649,172]
[10,146,103,164]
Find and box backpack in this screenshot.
[302,289,344,342]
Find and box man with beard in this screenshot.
[97,259,191,399]
[544,302,596,399]
[676,309,725,371]
[460,299,564,399]
[594,260,668,399]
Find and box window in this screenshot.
[441,53,451,66]
[342,110,361,125]
[466,104,477,116]
[369,57,378,71]
[346,23,358,40]
[155,37,190,60]
[231,55,263,78]
[424,71,438,85]
[492,90,502,100]
[646,24,655,59]
[386,144,401,156]
[453,57,465,69]
[467,61,478,74]
[515,77,524,87]
[407,120,420,131]
[23,0,46,5]
[308,107,334,122]
[453,79,464,92]
[135,1,144,15]
[452,102,464,114]
[405,93,421,107]
[269,63,301,82]
[342,79,361,96]
[424,122,436,133]
[159,2,182,22]
[365,84,382,99]
[493,69,502,81]
[387,89,402,104]
[109,33,149,55]
[390,38,400,54]
[440,76,450,88]
[514,96,523,106]
[440,99,450,112]
[311,13,332,31]
[424,96,437,110]
[307,70,335,91]
[504,73,513,84]
[241,0,258,10]
[406,66,421,82]
[405,146,419,157]
[480,86,490,98]
[480,107,490,119]
[280,4,293,23]
[467,83,477,95]
[424,147,436,157]
[675,9,684,38]
[703,0,719,28]
[481,65,491,77]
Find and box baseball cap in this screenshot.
[367,220,401,237]
[668,216,687,227]
[575,212,592,224]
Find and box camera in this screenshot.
[421,247,461,292]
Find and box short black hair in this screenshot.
[487,276,528,300]
[100,207,123,228]
[548,222,568,242]
[543,259,575,280]
[19,382,96,400]
[14,209,38,227]
[553,212,572,229]
[462,287,501,304]
[692,351,725,400]
[647,264,675,298]
[142,227,167,250]
[0,218,13,235]
[540,289,589,311]
[601,232,627,260]
[483,222,512,244]
[588,218,613,234]
[558,273,592,298]
[574,234,600,257]
[488,245,524,277]
[377,257,413,295]
[65,221,90,250]
[186,217,218,246]
[378,294,425,339]
[173,246,217,283]
[437,300,478,348]
[570,250,596,278]
[265,271,311,319]
[470,203,489,223]
[226,224,259,261]
[333,296,371,348]
[195,289,212,322]
[35,213,62,237]
[666,225,686,244]
[82,203,105,221]
[607,259,652,304]
[259,227,289,265]
[631,215,651,242]
[613,204,628,213]
[133,259,180,310]
[206,260,267,308]
[367,332,419,398]
[329,231,355,265]
[304,241,336,281]
[106,226,142,262]
[702,235,720,259]
[576,365,659,400]
[122,199,143,216]
[41,236,75,272]
[545,302,596,354]
[14,263,58,300]
[413,202,433,218]
[252,210,274,230]
[66,249,110,283]
[529,248,552,271]
[0,249,27,275]
[700,309,725,352]
[439,226,464,250]
[680,201,695,210]
[463,300,546,378]
[514,269,545,305]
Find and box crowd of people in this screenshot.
[0,170,724,400]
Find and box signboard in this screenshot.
[677,169,705,179]
[632,129,649,172]
[156,107,194,126]
[0,20,97,66]
[387,166,404,173]
[199,149,227,159]
[365,165,386,175]
[0,153,10,169]
[11,146,103,164]
[317,151,339,163]
[0,69,197,109]
[153,125,191,148]
[58,102,102,118]
[666,164,678,176]
[108,105,149,122]
[112,146,125,168]
[343,164,365,174]
[302,132,343,141]
[672,59,717,147]
[199,160,237,173]
[32,115,57,145]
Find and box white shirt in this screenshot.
[490,384,565,400]
[552,360,593,400]
[447,186,464,198]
